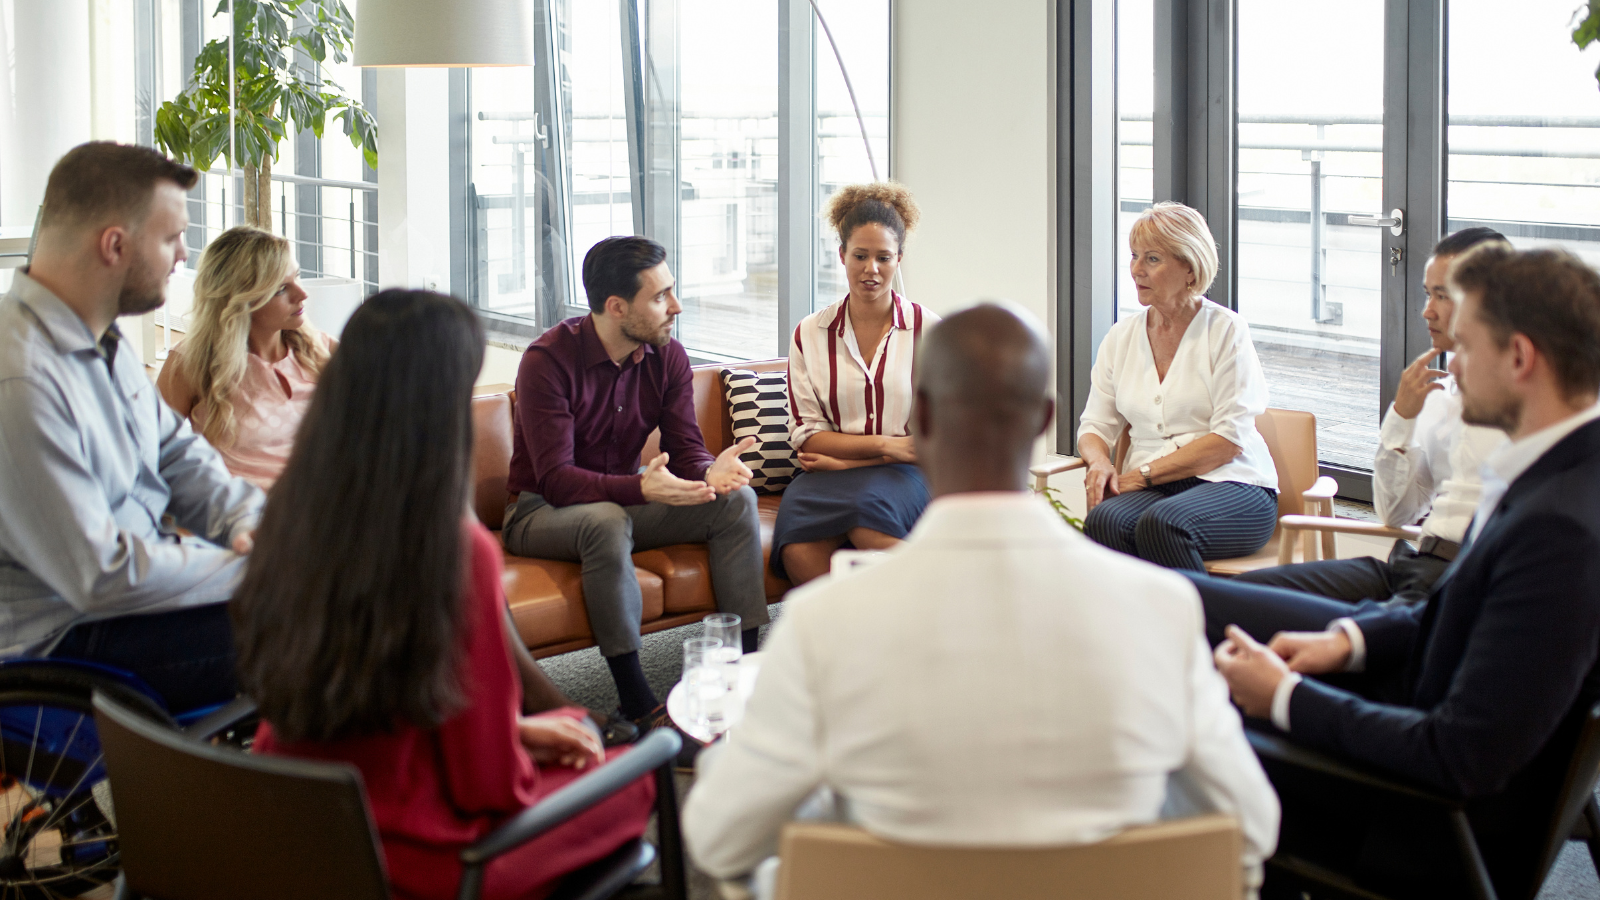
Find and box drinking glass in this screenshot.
[681,636,729,736]
[703,613,742,667]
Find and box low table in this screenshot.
[666,652,763,744]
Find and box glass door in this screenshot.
[1234,0,1388,473]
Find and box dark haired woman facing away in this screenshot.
[234,290,654,899]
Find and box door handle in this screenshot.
[1346,208,1405,237]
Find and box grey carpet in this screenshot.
[538,599,1600,899]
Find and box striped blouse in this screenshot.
[786,293,939,450]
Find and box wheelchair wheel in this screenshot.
[0,665,172,899]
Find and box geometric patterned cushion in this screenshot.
[721,368,798,495]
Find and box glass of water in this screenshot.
[682,636,729,736]
[703,613,742,666]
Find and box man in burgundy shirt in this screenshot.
[504,236,768,726]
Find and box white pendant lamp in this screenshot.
[354,0,534,67]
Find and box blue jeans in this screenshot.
[48,603,237,713]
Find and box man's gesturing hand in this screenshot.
[705,437,756,494]
[1393,348,1447,419]
[1267,629,1352,675]
[1213,625,1291,719]
[640,452,716,505]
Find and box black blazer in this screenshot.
[1290,416,1600,881]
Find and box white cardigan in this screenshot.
[1078,300,1278,490]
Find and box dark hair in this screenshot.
[582,236,667,312]
[1450,243,1600,400]
[232,290,487,743]
[40,142,198,232]
[825,182,920,252]
[1434,226,1505,258]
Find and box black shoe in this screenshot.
[589,711,640,748]
[628,704,704,773]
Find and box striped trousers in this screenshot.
[1083,477,1278,571]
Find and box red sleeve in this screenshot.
[657,343,716,482]
[437,522,544,815]
[517,347,647,507]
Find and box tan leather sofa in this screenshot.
[471,359,791,658]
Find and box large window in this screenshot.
[466,0,890,360]
[1235,0,1385,472]
[1447,0,1600,267]
[1116,0,1154,317]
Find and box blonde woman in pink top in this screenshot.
[158,227,334,491]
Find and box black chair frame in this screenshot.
[94,692,687,900]
[1247,700,1600,900]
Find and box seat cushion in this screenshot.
[1204,533,1288,577]
[633,546,715,614]
[502,554,665,648]
[758,494,790,599]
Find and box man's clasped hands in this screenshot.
[1212,624,1355,718]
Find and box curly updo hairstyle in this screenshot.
[825,182,921,254]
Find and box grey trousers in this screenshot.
[502,487,770,657]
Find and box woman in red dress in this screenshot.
[232,289,655,900]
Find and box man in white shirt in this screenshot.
[684,303,1278,895]
[1195,244,1600,897]
[1236,228,1506,604]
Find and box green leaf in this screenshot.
[1573,1,1600,90]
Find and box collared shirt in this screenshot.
[1279,402,1600,731]
[1372,377,1506,543]
[507,315,715,508]
[685,492,1279,892]
[1078,300,1278,490]
[1469,401,1600,544]
[786,293,937,450]
[0,271,262,656]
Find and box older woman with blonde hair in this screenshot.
[157,226,333,490]
[1078,201,1278,570]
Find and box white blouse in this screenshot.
[786,293,939,450]
[1078,299,1278,490]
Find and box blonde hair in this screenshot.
[825,182,920,251]
[179,226,329,448]
[1128,202,1218,298]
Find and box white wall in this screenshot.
[891,0,1054,328]
[892,0,1062,461]
[1,1,93,228]
[376,67,452,293]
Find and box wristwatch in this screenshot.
[1139,464,1154,488]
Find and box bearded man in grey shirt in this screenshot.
[0,142,262,712]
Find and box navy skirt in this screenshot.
[769,463,931,579]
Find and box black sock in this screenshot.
[607,651,658,720]
[742,627,760,654]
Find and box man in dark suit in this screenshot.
[1194,242,1600,896]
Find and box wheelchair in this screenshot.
[0,657,254,899]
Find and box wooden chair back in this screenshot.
[773,815,1241,900]
[1109,408,1320,518]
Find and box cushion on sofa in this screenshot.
[721,368,799,494]
[503,557,666,647]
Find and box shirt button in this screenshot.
[1154,396,1162,405]
[616,406,622,413]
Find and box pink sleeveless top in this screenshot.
[179,340,323,491]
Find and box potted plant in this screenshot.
[155,0,378,230]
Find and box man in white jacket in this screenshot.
[683,302,1278,896]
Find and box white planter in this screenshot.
[301,277,364,337]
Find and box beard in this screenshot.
[1460,388,1519,433]
[117,246,168,316]
[621,311,673,348]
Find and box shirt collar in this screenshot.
[907,491,1081,545]
[1483,402,1600,491]
[10,269,100,354]
[578,314,652,369]
[818,292,909,336]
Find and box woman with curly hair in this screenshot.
[157,226,333,490]
[773,183,940,585]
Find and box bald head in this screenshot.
[913,303,1055,495]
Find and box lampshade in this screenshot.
[354,0,534,67]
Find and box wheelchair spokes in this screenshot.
[0,703,118,899]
